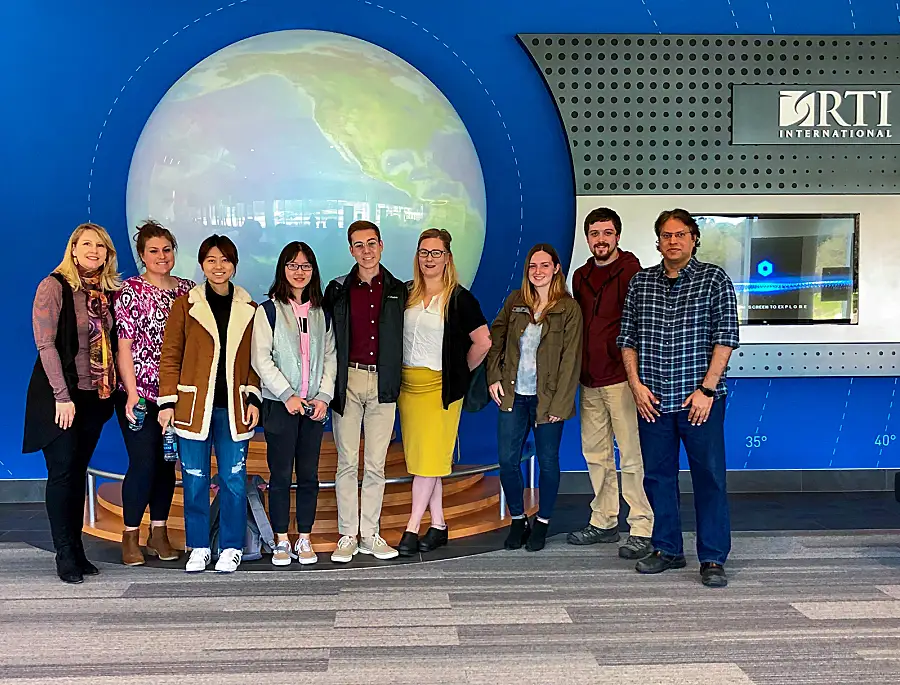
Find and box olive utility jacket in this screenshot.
[485,290,583,424]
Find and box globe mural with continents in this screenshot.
[126,30,487,299]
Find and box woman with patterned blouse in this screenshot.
[114,221,194,566]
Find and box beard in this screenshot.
[591,243,614,260]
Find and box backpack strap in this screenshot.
[261,299,276,331]
[247,475,276,552]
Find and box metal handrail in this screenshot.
[85,452,535,526]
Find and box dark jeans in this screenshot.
[638,399,731,565]
[41,389,115,552]
[263,399,325,534]
[115,392,176,528]
[497,393,564,520]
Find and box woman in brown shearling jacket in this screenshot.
[157,235,261,574]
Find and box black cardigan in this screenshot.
[22,274,116,453]
[440,286,487,409]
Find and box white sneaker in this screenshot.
[358,534,399,560]
[215,548,242,573]
[185,547,211,573]
[295,537,318,565]
[330,535,358,563]
[271,540,292,567]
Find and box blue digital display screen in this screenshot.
[695,214,859,325]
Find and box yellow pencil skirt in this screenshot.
[398,366,463,477]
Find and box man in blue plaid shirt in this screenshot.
[617,208,739,588]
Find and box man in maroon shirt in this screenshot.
[566,208,654,560]
[323,221,407,563]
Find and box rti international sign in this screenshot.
[732,85,895,144]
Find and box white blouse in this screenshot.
[403,295,445,371]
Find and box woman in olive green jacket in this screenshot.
[486,243,583,552]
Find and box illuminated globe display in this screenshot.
[126,30,486,299]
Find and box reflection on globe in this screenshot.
[126,30,486,300]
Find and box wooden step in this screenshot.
[84,479,539,553]
[98,470,488,529]
[177,450,411,483]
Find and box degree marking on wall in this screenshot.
[725,0,740,30]
[877,377,898,466]
[745,378,770,468]
[639,0,660,33]
[764,0,776,33]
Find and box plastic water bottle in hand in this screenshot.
[129,398,147,432]
[162,426,179,462]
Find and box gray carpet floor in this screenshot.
[2,530,900,683]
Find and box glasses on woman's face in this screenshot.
[286,262,313,272]
[417,249,446,259]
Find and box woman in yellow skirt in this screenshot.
[396,229,491,556]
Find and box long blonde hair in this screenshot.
[407,228,458,317]
[54,223,122,292]
[521,243,569,321]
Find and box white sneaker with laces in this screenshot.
[295,537,318,565]
[185,547,211,573]
[215,548,243,573]
[271,540,292,567]
[330,535,358,563]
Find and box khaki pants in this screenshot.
[332,367,396,538]
[580,381,653,538]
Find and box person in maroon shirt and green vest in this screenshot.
[322,221,406,563]
[566,207,655,561]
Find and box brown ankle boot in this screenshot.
[121,529,145,566]
[146,525,180,561]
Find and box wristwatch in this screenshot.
[697,385,715,398]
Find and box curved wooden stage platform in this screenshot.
[84,433,538,552]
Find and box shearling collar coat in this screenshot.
[158,283,261,441]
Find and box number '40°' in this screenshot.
[875,434,896,447]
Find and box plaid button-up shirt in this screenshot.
[617,257,740,414]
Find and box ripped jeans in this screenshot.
[179,408,249,551]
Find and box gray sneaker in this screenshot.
[618,535,653,559]
[566,524,620,545]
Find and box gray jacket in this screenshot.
[251,300,337,415]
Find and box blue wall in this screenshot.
[3,0,900,480]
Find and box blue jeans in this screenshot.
[179,408,248,551]
[638,399,730,565]
[497,394,564,520]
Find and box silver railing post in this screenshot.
[87,473,97,526]
[499,486,506,520]
[528,454,536,489]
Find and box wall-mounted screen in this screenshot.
[694,214,859,325]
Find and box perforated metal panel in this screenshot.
[518,34,900,195]
[729,343,900,377]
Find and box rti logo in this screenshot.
[778,89,892,139]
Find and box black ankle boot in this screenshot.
[526,519,549,552]
[397,531,419,557]
[504,517,530,550]
[419,526,448,552]
[72,536,99,576]
[55,546,84,584]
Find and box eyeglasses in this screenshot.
[286,262,313,272]
[659,231,691,242]
[352,240,380,250]
[417,249,447,259]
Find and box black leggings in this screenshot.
[263,399,324,534]
[115,393,177,528]
[42,390,114,551]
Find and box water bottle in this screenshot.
[163,425,179,463]
[129,398,147,431]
